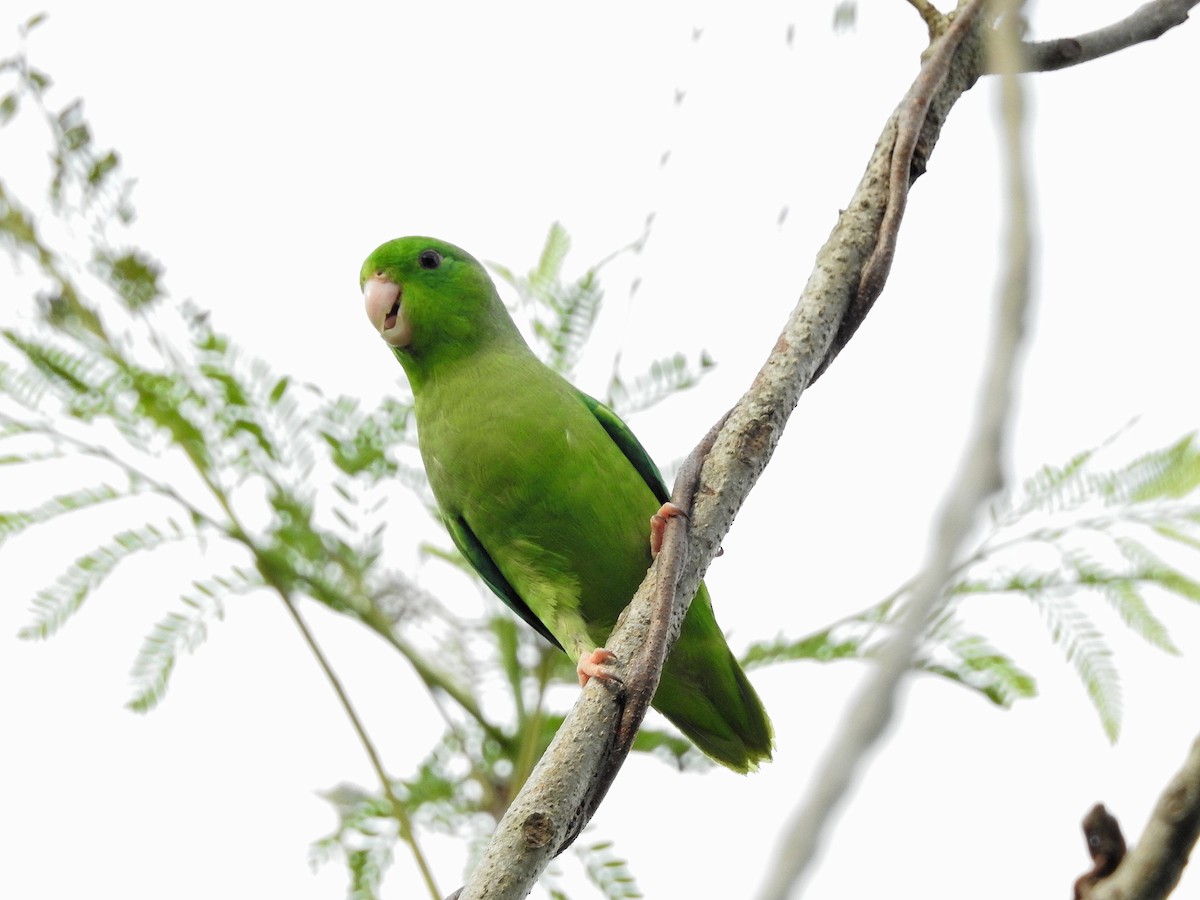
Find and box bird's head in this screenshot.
[361,237,518,364]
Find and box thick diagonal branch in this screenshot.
[449,3,1197,897]
[451,12,991,896]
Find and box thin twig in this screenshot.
[276,590,442,900]
[906,0,947,41]
[373,625,512,746]
[1006,0,1199,73]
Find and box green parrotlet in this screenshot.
[360,236,772,772]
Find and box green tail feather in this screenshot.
[652,584,773,772]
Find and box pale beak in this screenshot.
[364,274,412,348]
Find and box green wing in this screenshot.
[575,390,671,505]
[443,513,564,650]
[440,390,664,654]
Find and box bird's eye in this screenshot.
[418,249,443,270]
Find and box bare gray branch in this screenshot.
[1009,0,1198,73]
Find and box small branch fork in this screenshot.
[1080,734,1200,900]
[449,2,1198,897]
[1075,804,1127,899]
[820,0,1199,378]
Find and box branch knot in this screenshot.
[522,812,554,849]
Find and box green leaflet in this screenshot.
[0,481,130,548]
[19,519,188,640]
[126,567,250,712]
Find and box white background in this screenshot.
[2,2,1199,898]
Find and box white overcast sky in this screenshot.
[2,2,1199,899]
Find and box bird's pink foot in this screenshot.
[649,502,688,557]
[577,648,621,686]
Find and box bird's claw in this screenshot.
[649,502,688,557]
[577,648,622,686]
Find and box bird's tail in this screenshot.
[651,583,773,772]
